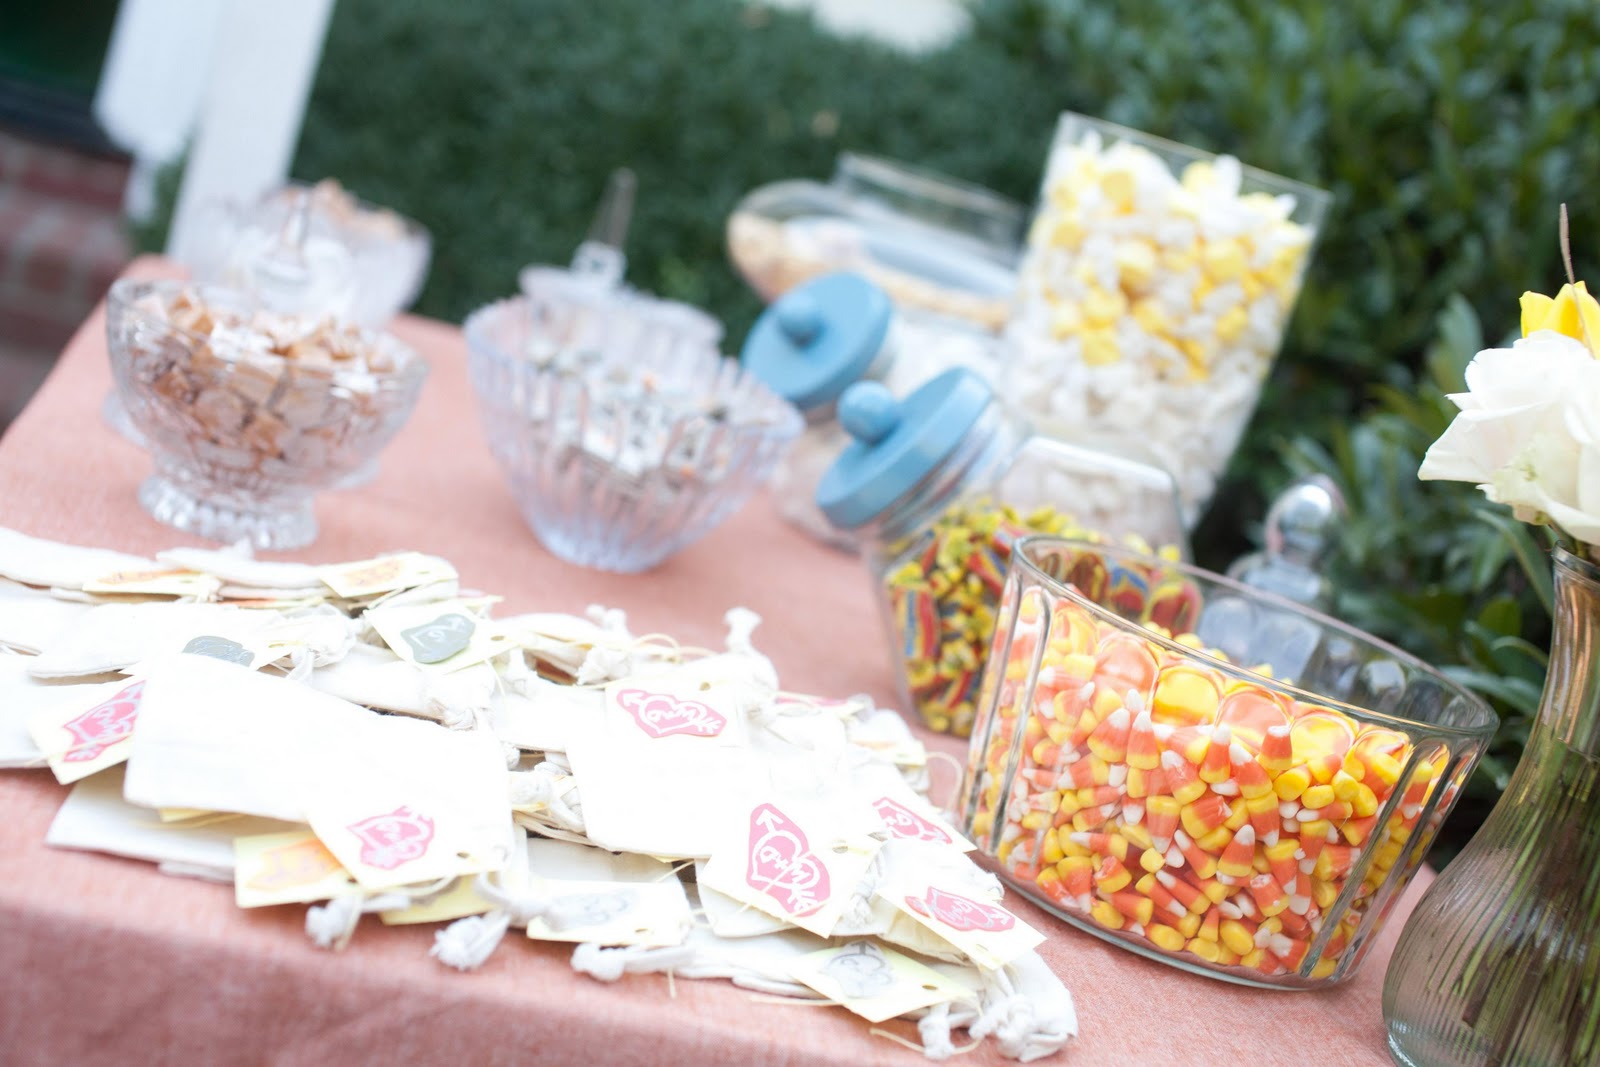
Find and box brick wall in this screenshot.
[0,127,132,430]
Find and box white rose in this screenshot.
[1420,330,1600,542]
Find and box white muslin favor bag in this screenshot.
[0,655,132,769]
[0,580,95,654]
[564,676,765,859]
[47,764,299,881]
[27,601,280,679]
[123,655,513,890]
[0,526,157,590]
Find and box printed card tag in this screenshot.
[82,567,221,600]
[233,829,359,908]
[223,594,327,612]
[316,553,458,599]
[698,797,884,938]
[158,807,213,823]
[306,793,505,891]
[602,678,747,748]
[366,599,517,673]
[180,634,267,668]
[379,876,496,926]
[789,940,969,1023]
[870,794,974,853]
[524,877,693,947]
[0,527,157,591]
[29,678,146,784]
[876,878,1044,970]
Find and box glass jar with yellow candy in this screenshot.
[815,368,1186,735]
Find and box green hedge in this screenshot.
[293,0,1600,526]
[294,0,1058,337]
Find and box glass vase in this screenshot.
[1384,546,1600,1065]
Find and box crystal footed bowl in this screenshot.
[960,537,1496,990]
[465,294,802,572]
[107,279,428,549]
[191,179,433,327]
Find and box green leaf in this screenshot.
[1443,666,1544,716]
[1476,509,1556,618]
[1475,595,1521,637]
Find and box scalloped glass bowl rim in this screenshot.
[1011,534,1498,742]
[106,278,428,388]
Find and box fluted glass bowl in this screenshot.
[960,537,1497,989]
[465,294,802,572]
[107,279,428,549]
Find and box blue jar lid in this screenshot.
[739,272,893,411]
[815,368,994,529]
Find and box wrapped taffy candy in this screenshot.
[1004,113,1331,524]
[959,538,1497,988]
[816,369,1187,736]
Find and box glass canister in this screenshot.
[1004,112,1332,525]
[961,537,1497,989]
[727,153,1024,334]
[815,368,1187,735]
[742,272,1001,550]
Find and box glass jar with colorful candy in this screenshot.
[959,537,1497,988]
[815,367,1186,735]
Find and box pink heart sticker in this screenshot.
[872,796,953,845]
[346,806,435,871]
[616,688,727,739]
[906,887,1016,932]
[745,802,831,916]
[62,681,145,763]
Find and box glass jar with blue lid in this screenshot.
[742,271,1000,548]
[816,367,1188,735]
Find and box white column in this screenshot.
[94,0,227,220]
[165,0,336,265]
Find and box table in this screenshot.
[0,257,1415,1065]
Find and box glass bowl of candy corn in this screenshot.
[958,537,1496,989]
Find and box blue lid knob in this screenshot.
[838,381,901,444]
[815,368,995,530]
[775,290,823,345]
[740,272,892,411]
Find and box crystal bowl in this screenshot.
[465,294,802,572]
[191,179,433,327]
[107,279,428,549]
[960,537,1496,989]
[518,265,725,351]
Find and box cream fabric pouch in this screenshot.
[122,655,508,842]
[0,526,157,589]
[27,601,280,679]
[0,580,95,654]
[0,654,127,767]
[47,764,299,882]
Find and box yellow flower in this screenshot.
[1520,282,1600,355]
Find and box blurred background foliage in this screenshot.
[142,0,1600,848]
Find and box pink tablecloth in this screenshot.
[0,258,1415,1065]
